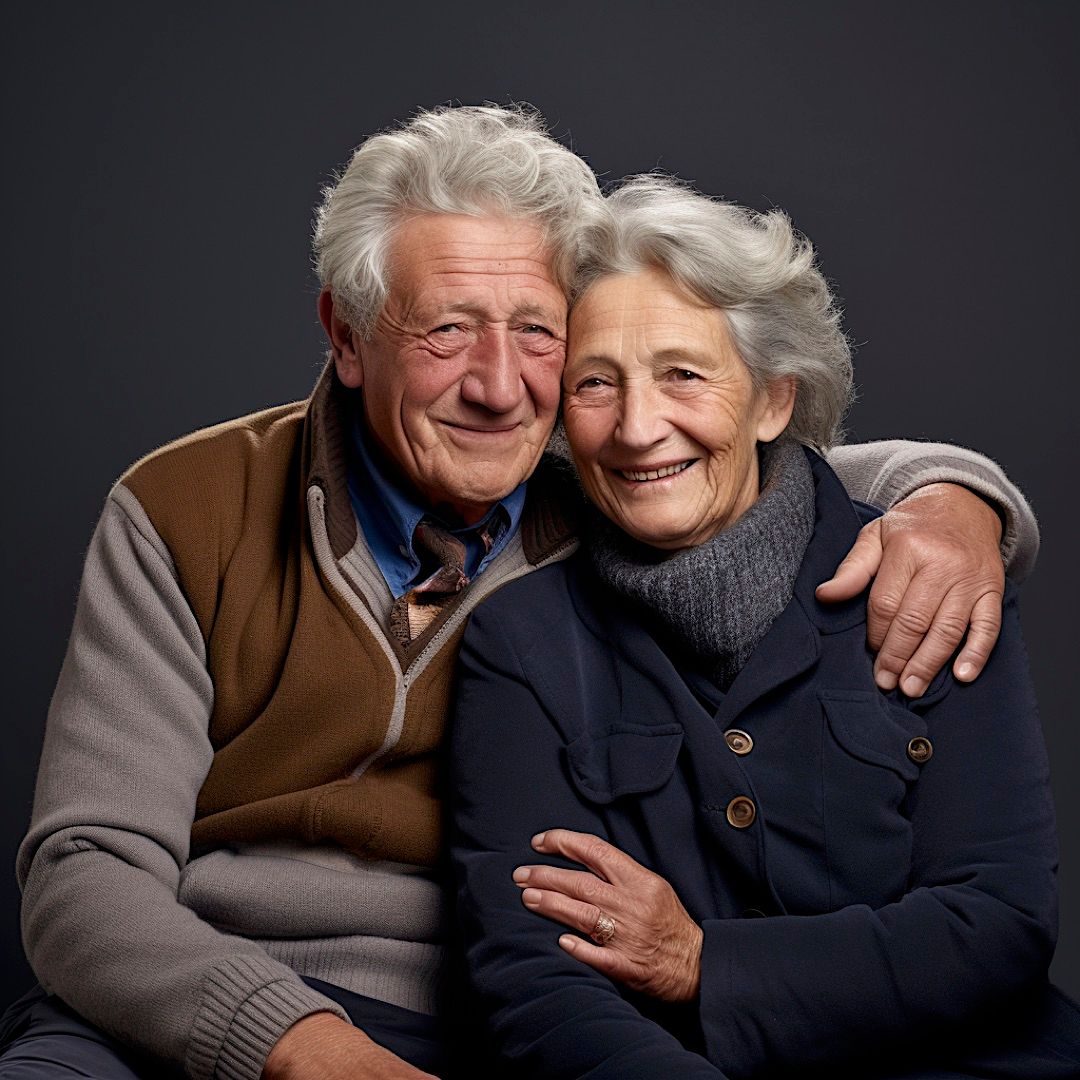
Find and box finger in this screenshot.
[869,576,944,693]
[895,590,977,698]
[531,829,642,886]
[520,885,605,939]
[558,932,636,978]
[953,590,1004,682]
[513,864,615,909]
[815,519,882,603]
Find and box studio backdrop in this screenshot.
[2,0,1077,1007]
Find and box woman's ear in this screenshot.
[317,286,364,388]
[755,376,797,443]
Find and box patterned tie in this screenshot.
[389,519,494,646]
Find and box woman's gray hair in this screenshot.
[574,176,854,449]
[313,104,602,336]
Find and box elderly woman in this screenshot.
[449,177,1080,1079]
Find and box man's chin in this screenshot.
[426,462,537,525]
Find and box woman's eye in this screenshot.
[576,377,609,391]
[672,369,701,381]
[521,324,552,335]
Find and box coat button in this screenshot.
[724,728,754,755]
[907,736,933,764]
[726,795,757,828]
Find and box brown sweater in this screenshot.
[18,361,582,1080]
[122,362,580,866]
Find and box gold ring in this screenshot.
[591,911,616,945]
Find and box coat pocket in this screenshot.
[822,690,922,781]
[819,691,926,907]
[564,723,684,805]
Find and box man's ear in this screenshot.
[755,376,797,443]
[318,286,363,388]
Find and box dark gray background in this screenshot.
[2,0,1077,1009]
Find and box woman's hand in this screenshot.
[514,829,703,1003]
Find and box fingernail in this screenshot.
[521,888,542,908]
[512,867,530,883]
[956,662,975,681]
[531,832,546,848]
[902,676,924,698]
[875,669,899,691]
[559,934,577,951]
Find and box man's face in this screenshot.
[326,214,567,524]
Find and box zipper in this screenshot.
[308,484,579,772]
[307,485,407,777]
[406,535,580,677]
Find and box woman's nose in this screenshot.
[615,384,669,449]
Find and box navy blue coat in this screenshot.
[450,451,1080,1079]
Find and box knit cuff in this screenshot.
[186,955,350,1080]
[860,449,1039,583]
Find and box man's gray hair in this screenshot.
[574,176,854,449]
[313,104,603,336]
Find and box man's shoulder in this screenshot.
[118,399,308,518]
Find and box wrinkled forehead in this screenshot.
[567,269,730,364]
[386,212,568,309]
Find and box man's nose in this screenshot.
[460,329,526,413]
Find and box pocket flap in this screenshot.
[820,691,922,781]
[565,723,684,805]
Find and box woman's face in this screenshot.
[563,269,794,551]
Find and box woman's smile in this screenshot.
[615,459,698,484]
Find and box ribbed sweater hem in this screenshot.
[185,956,348,1080]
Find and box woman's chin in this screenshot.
[610,513,708,553]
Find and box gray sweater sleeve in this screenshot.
[17,485,349,1080]
[823,439,1039,581]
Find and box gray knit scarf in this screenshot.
[589,439,817,690]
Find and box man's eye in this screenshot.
[432,324,462,334]
[521,324,552,335]
[575,377,609,391]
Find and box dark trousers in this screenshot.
[0,979,457,1078]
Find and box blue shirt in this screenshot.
[347,413,527,600]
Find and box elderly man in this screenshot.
[0,106,1038,1080]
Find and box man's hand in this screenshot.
[262,1012,437,1080]
[514,829,703,1003]
[816,482,1005,698]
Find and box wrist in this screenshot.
[262,1011,348,1078]
[903,482,1004,546]
[677,922,705,1002]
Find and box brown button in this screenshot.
[726,795,757,828]
[724,728,754,755]
[907,736,933,764]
